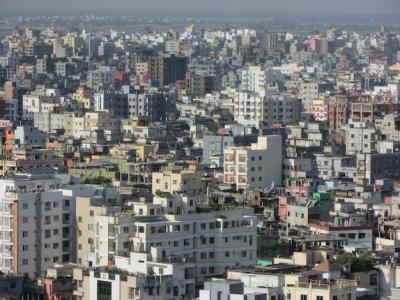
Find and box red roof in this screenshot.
[314,260,341,272]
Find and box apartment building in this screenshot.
[0,173,68,277]
[148,54,188,87]
[300,80,319,112]
[126,86,176,123]
[344,122,377,155]
[309,222,373,252]
[286,194,333,229]
[351,102,374,124]
[283,279,357,300]
[0,147,63,177]
[224,136,282,190]
[73,267,176,300]
[82,195,257,289]
[264,93,301,126]
[75,192,121,267]
[234,91,265,128]
[241,66,266,95]
[152,165,206,200]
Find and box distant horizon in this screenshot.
[1,0,400,17]
[1,10,400,17]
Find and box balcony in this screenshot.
[297,279,357,290]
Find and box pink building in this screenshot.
[311,99,329,121]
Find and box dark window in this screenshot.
[97,281,112,300]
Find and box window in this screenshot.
[348,233,356,239]
[22,245,28,251]
[347,293,352,300]
[209,237,214,244]
[287,294,291,300]
[201,252,207,259]
[22,231,28,238]
[209,267,214,273]
[225,251,230,257]
[370,273,377,285]
[209,252,214,259]
[317,297,323,300]
[300,295,307,300]
[22,259,28,265]
[22,203,28,209]
[97,280,112,300]
[358,233,366,239]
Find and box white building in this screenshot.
[224,136,282,190]
[234,91,265,129]
[0,173,66,277]
[241,66,266,96]
[90,199,257,290]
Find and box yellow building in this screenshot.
[284,279,357,300]
[73,86,93,109]
[152,165,205,199]
[76,195,120,266]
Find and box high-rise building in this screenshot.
[0,173,68,277]
[149,54,188,87]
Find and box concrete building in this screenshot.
[14,125,46,148]
[344,122,377,155]
[264,93,301,126]
[127,86,176,123]
[202,135,234,164]
[0,173,68,277]
[224,136,282,190]
[309,222,373,252]
[200,279,267,300]
[75,191,121,267]
[234,91,265,128]
[286,194,333,229]
[149,54,188,87]
[73,267,176,300]
[152,165,206,200]
[241,66,266,96]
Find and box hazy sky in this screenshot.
[1,0,400,15]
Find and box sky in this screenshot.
[1,0,400,15]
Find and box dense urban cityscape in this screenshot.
[0,1,399,299]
